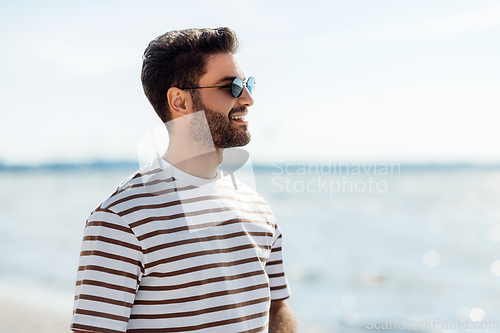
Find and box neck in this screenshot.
[161,111,224,179]
[162,143,222,179]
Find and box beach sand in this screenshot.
[0,300,71,333]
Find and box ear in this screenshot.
[167,87,191,118]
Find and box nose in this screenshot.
[238,85,254,107]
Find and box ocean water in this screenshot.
[1,164,500,332]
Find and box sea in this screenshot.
[1,161,500,332]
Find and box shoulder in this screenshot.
[95,160,173,214]
[218,172,278,224]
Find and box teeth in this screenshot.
[231,115,246,120]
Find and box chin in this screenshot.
[233,138,251,148]
[217,133,251,148]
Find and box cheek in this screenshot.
[201,93,235,115]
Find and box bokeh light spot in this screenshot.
[491,260,500,276]
[423,251,440,267]
[487,225,500,242]
[469,308,485,322]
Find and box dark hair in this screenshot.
[141,27,239,123]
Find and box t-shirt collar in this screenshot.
[151,157,221,188]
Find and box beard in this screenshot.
[190,96,251,149]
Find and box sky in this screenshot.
[1,0,500,165]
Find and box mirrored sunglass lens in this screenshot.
[231,78,243,97]
[246,77,255,95]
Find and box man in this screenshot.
[71,27,295,333]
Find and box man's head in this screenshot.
[141,27,253,148]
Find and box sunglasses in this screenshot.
[180,76,256,98]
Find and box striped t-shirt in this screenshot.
[71,157,291,333]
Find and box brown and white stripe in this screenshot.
[71,158,290,332]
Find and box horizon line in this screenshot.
[1,160,500,171]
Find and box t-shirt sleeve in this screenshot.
[71,208,144,333]
[265,222,292,301]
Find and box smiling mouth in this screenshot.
[230,114,248,124]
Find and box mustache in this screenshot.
[228,106,248,116]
